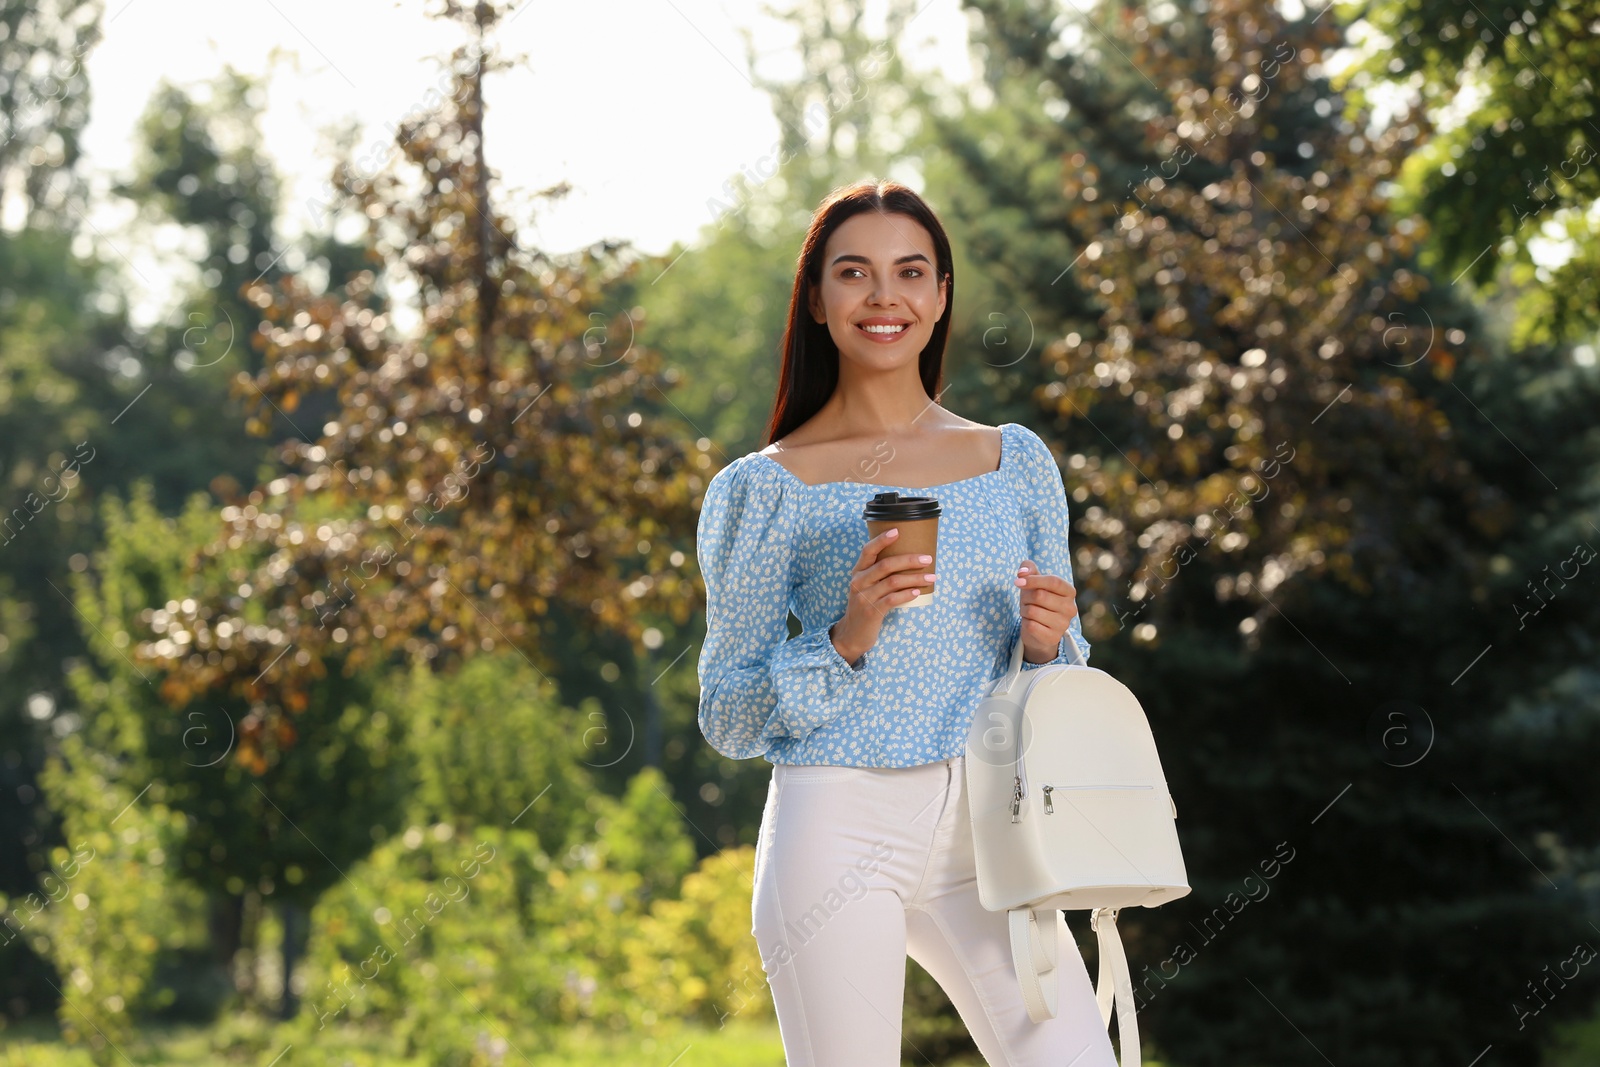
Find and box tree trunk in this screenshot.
[278,900,308,1019]
[235,889,261,1002]
[207,891,244,991]
[642,647,662,768]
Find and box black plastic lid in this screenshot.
[862,490,942,520]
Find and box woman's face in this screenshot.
[808,210,947,370]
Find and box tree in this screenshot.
[0,224,125,1014]
[65,482,412,1019]
[109,67,305,503]
[0,58,301,1021]
[0,0,99,229]
[1346,0,1600,343]
[945,0,1600,1063]
[0,1,114,1014]
[131,2,703,782]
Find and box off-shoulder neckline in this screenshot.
[749,422,1019,491]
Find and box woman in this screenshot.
[695,179,1114,1067]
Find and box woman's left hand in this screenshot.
[1016,560,1078,664]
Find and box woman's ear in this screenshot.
[808,283,826,324]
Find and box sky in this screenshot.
[66,0,1539,340]
[75,0,978,329]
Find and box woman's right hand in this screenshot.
[829,527,936,664]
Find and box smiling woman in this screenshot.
[694,179,1109,1067]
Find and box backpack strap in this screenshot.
[1008,907,1065,1024]
[1091,907,1141,1067]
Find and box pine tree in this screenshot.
[950,0,1600,1063]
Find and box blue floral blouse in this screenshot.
[694,421,1090,767]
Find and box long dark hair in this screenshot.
[763,179,955,447]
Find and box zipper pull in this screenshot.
[1010,775,1023,823]
[1043,784,1054,814]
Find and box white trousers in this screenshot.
[752,754,1119,1067]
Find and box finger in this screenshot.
[1021,600,1070,624]
[872,551,934,581]
[1020,586,1075,613]
[859,527,902,563]
[866,567,936,598]
[1016,570,1074,595]
[870,583,925,615]
[1020,610,1069,641]
[1019,616,1064,647]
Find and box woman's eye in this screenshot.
[840,267,924,279]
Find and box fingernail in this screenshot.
[919,554,932,563]
[1015,577,1027,586]
[888,528,899,536]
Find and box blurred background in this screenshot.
[2,0,1598,1063]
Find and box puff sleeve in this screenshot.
[1012,426,1091,671]
[695,457,870,759]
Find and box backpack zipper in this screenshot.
[1040,782,1155,816]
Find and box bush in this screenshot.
[294,822,549,1063]
[520,764,699,1030]
[18,731,205,1063]
[625,845,770,1028]
[388,652,598,854]
[293,764,709,1063]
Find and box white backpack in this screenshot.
[965,635,1191,1065]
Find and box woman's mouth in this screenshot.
[855,321,911,343]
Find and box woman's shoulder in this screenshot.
[1004,421,1054,466]
[1000,423,1068,513]
[701,450,790,515]
[1001,420,1039,443]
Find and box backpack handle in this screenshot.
[996,625,1092,820]
[996,620,1090,696]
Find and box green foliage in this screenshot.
[0,1013,787,1066]
[292,766,719,1063]
[1546,1007,1600,1066]
[14,730,204,1063]
[73,480,411,906]
[587,763,699,907]
[637,209,796,456]
[46,477,741,1052]
[388,651,597,855]
[0,58,285,1016]
[526,765,699,1029]
[0,0,100,228]
[295,824,547,1061]
[624,844,769,1028]
[1347,0,1600,341]
[0,226,116,942]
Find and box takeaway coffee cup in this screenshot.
[863,491,941,607]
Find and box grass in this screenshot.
[0,1012,789,1066]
